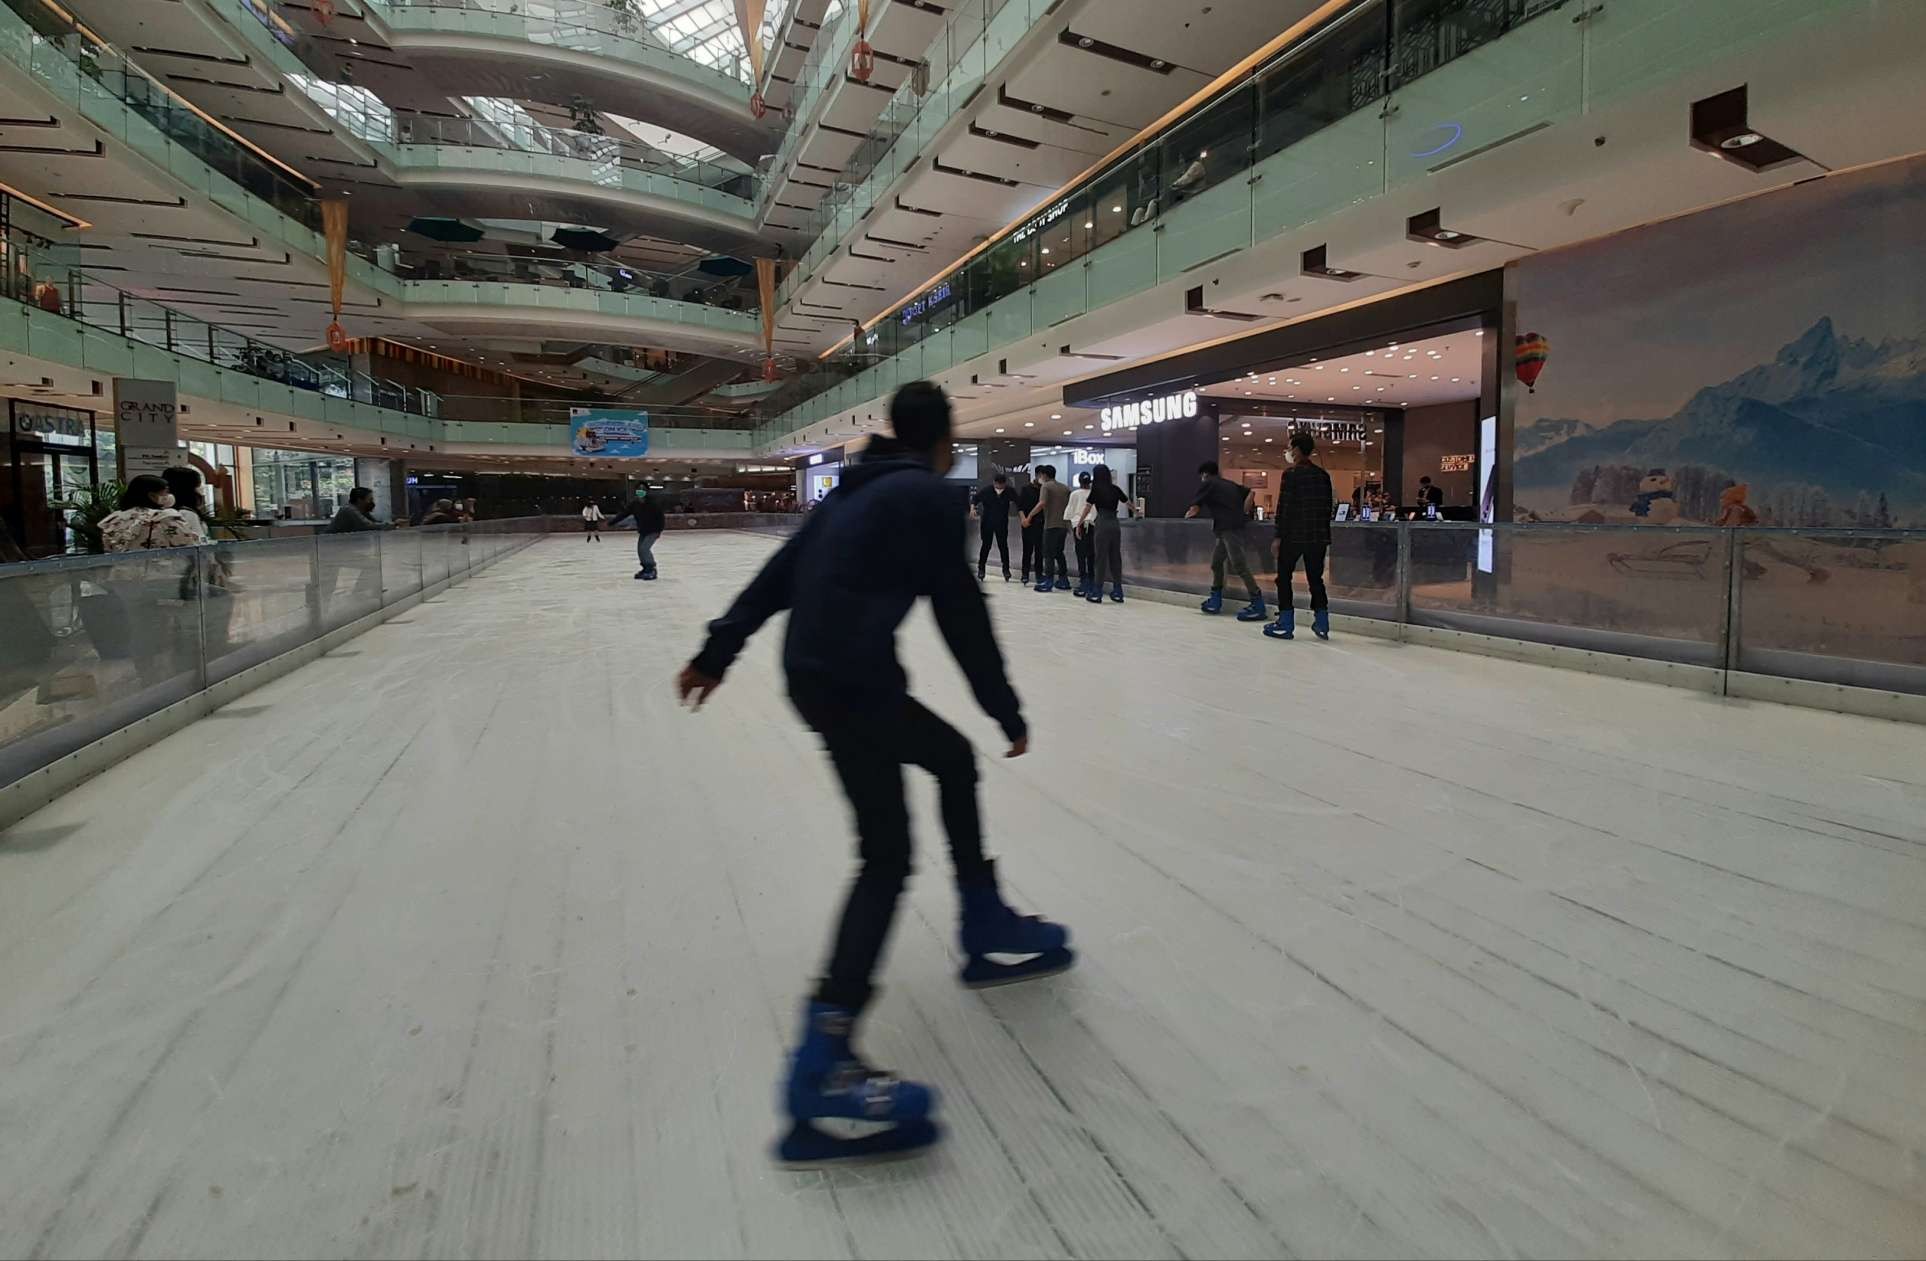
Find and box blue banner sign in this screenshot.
[570,408,650,457]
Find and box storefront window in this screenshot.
[248,448,355,520]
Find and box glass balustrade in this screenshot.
[0,0,404,283]
[370,0,756,88]
[386,115,758,204]
[0,519,550,792]
[394,248,754,308]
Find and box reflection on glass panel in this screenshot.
[383,529,424,601]
[204,536,318,684]
[1736,531,1926,694]
[1255,0,1387,163]
[0,551,205,786]
[2,521,544,792]
[1409,524,1729,664]
[317,534,384,632]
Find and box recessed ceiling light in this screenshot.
[1431,375,1440,380]
[1084,424,1094,429]
[1063,430,1072,435]
[1024,421,1034,427]
[1084,221,1093,228]
[1434,229,1462,241]
[1050,413,1061,419]
[1111,205,1122,213]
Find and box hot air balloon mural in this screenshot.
[1515,332,1549,392]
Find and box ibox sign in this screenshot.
[1099,390,1198,433]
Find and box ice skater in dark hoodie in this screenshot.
[677,381,1075,1167]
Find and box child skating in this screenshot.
[677,381,1072,1167]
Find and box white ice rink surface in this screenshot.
[3,531,1925,1260]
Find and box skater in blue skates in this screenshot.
[1186,461,1266,620]
[677,380,1073,1168]
[1265,431,1336,640]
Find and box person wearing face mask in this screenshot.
[1264,432,1336,641]
[98,475,207,552]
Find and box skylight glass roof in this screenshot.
[609,0,796,81]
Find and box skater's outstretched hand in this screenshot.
[1005,736,1028,759]
[677,663,722,710]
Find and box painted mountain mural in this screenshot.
[1515,318,1926,526]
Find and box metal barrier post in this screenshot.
[1722,530,1745,686]
[1396,522,1413,627]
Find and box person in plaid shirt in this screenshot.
[1265,431,1336,641]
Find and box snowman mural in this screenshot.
[1630,468,1679,523]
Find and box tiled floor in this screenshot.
[3,532,1922,1259]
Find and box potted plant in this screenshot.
[54,480,134,658]
[56,479,124,554]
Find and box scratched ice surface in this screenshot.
[1,533,1923,1259]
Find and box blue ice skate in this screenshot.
[958,863,1074,989]
[1235,597,1269,622]
[1312,608,1330,640]
[1200,589,1224,615]
[1264,608,1294,639]
[775,1003,939,1167]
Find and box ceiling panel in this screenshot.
[1079,0,1327,76]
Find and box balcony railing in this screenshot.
[369,0,755,89]
[0,0,320,228]
[762,0,1859,442]
[387,114,757,202]
[0,0,401,284]
[763,0,1570,434]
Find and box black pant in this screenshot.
[1041,527,1068,584]
[1277,541,1329,611]
[978,520,1009,575]
[1020,522,1042,581]
[1073,527,1093,585]
[794,693,990,1014]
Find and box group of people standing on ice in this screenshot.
[971,463,1134,603]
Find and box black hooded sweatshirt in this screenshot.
[692,443,1025,742]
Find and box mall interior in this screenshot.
[2,1,1924,1256]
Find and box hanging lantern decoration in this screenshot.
[313,0,336,24]
[850,0,874,82]
[755,255,780,383]
[739,0,768,116]
[1514,331,1549,393]
[322,198,350,352]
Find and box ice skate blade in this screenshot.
[773,1119,940,1169]
[960,946,1076,990]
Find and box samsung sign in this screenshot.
[1099,390,1199,433]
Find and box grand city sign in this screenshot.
[1099,390,1199,433]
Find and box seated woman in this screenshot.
[98,475,207,553]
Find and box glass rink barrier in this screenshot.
[0,518,550,793]
[1102,519,1926,697]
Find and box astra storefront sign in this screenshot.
[1099,390,1199,432]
